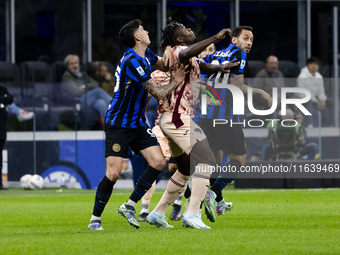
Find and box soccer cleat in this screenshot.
[216,199,233,216]
[118,203,140,229]
[146,210,174,228]
[203,190,217,222]
[170,204,182,221]
[87,220,104,230]
[182,212,210,229]
[138,212,149,222]
[17,110,34,122]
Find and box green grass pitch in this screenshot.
[1,186,339,255]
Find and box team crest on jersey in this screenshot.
[137,66,145,76]
[112,143,121,152]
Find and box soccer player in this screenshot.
[138,70,192,222]
[196,43,234,218]
[87,19,188,230]
[146,21,239,229]
[200,26,272,222]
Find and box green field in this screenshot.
[1,187,339,255]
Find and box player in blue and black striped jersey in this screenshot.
[88,19,188,230]
[197,26,272,222]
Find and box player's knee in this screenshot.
[150,156,166,170]
[168,163,178,174]
[191,139,216,166]
[106,170,120,182]
[229,154,246,166]
[239,157,246,166]
[229,159,242,169]
[106,161,122,181]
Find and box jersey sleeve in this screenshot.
[202,53,214,64]
[146,48,158,65]
[230,50,247,76]
[126,58,151,85]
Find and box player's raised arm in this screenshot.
[178,28,232,64]
[199,59,240,76]
[143,63,189,99]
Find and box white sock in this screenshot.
[174,196,183,206]
[126,199,136,207]
[90,215,101,222]
[140,204,149,214]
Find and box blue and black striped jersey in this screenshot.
[105,48,158,128]
[200,43,248,121]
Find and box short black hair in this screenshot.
[119,19,142,48]
[306,56,319,65]
[232,26,253,38]
[160,21,183,51]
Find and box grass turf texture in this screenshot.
[1,187,339,255]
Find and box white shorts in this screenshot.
[159,112,206,157]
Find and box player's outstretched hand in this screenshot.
[171,63,189,84]
[163,46,173,68]
[215,28,233,40]
[220,59,240,73]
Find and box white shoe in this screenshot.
[17,110,34,122]
[182,212,210,229]
[146,210,174,228]
[87,220,104,230]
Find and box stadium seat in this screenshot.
[19,61,53,106]
[51,61,67,83]
[0,62,22,103]
[278,60,300,87]
[246,60,266,78]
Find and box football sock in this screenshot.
[188,164,211,214]
[210,160,238,202]
[184,184,191,199]
[140,204,149,214]
[90,215,101,222]
[209,177,223,202]
[215,191,224,203]
[129,166,161,204]
[92,175,115,217]
[155,170,190,214]
[174,196,183,206]
[141,181,156,205]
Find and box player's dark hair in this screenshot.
[232,26,253,38]
[119,19,142,48]
[306,56,319,65]
[160,21,182,51]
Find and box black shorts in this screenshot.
[105,126,159,158]
[198,118,246,156]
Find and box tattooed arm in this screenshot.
[230,74,272,107]
[143,64,188,100]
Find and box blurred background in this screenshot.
[0,0,339,189]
